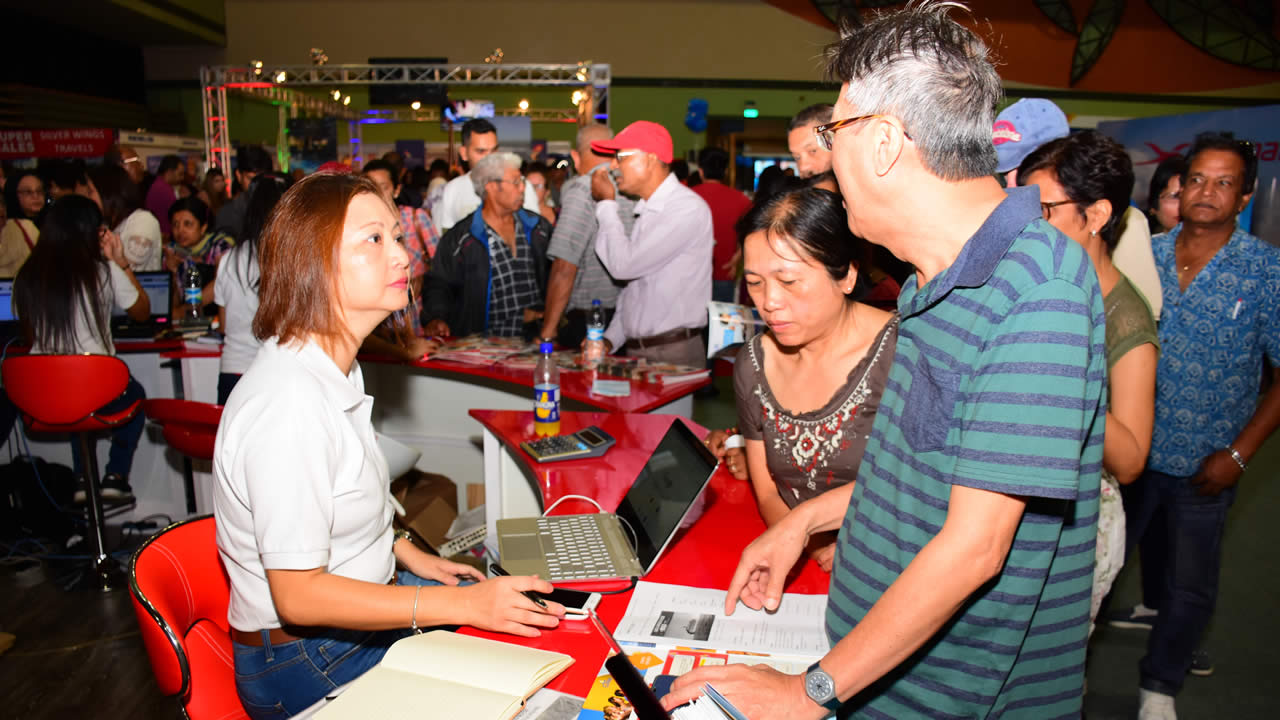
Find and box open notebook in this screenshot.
[316,631,574,720]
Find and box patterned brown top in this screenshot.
[734,315,898,507]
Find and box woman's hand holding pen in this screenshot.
[461,575,566,638]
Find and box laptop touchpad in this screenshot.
[498,535,545,562]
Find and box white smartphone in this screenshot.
[544,587,602,614]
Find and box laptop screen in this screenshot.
[113,271,172,320]
[614,419,718,573]
[0,279,13,323]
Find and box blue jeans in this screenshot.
[1129,470,1235,696]
[232,572,455,719]
[70,376,146,482]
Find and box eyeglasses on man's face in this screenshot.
[813,114,912,151]
[492,176,526,188]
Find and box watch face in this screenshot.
[806,669,834,701]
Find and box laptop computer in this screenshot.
[0,278,18,343]
[496,418,718,582]
[112,271,173,338]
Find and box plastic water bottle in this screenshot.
[583,299,606,369]
[181,263,202,323]
[533,341,561,437]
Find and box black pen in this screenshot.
[490,562,549,609]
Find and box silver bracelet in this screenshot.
[1227,446,1248,472]
[410,585,423,634]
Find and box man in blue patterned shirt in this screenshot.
[1131,132,1280,719]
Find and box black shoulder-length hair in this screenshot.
[13,195,110,352]
[736,178,871,299]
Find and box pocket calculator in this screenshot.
[519,425,617,463]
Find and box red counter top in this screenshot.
[364,353,709,413]
[464,410,830,696]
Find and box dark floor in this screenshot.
[1,374,1276,718]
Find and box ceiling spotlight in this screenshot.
[571,90,584,106]
[332,89,342,100]
[518,99,530,112]
[274,70,287,83]
[411,101,422,111]
[251,60,263,76]
[343,95,351,106]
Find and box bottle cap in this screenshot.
[539,341,554,353]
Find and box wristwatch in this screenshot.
[393,528,413,546]
[804,661,841,712]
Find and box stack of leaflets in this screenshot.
[430,335,535,366]
[706,301,766,359]
[580,581,831,720]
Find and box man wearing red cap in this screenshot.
[589,121,714,367]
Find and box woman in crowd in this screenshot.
[1146,155,1187,235]
[213,173,286,404]
[1,171,43,277]
[1018,130,1158,629]
[90,164,162,272]
[214,172,562,719]
[732,181,898,571]
[198,166,228,219]
[6,169,48,226]
[12,195,149,500]
[524,162,558,224]
[166,196,235,311]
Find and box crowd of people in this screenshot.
[1,2,1277,718]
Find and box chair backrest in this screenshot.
[2,354,129,425]
[129,515,247,720]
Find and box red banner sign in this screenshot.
[0,128,115,159]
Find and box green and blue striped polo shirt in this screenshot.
[827,186,1106,719]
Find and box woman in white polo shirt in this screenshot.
[213,172,565,719]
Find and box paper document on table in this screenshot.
[613,581,830,657]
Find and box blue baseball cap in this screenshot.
[992,99,1069,174]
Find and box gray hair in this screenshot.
[470,152,524,197]
[824,0,1002,181]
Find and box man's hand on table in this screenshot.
[423,318,450,338]
[659,663,826,720]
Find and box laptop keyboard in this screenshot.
[538,516,620,580]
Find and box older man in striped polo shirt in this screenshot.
[662,3,1105,719]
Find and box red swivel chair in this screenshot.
[2,354,142,592]
[129,515,249,720]
[141,399,222,513]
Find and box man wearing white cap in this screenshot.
[589,121,713,367]
[995,98,1162,318]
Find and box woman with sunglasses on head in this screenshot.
[213,173,564,719]
[11,195,149,500]
[732,179,897,572]
[1017,129,1158,631]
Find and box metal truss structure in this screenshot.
[199,62,610,175]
